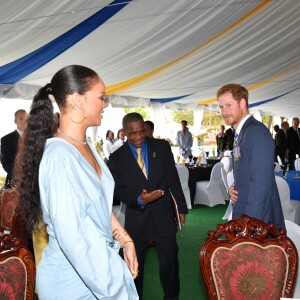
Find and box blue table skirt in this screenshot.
[275,171,300,201]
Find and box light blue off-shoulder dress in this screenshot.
[36,138,138,300]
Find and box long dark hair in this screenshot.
[14,65,100,234]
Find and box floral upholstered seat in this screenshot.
[0,188,19,231]
[0,256,27,299]
[199,215,298,299]
[0,234,35,300]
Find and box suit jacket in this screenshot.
[232,116,285,230]
[1,130,20,183]
[275,129,288,163]
[108,137,188,240]
[225,127,234,150]
[287,126,300,160]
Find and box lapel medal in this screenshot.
[233,140,241,162]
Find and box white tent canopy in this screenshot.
[0,0,299,117]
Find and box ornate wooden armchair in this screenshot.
[0,187,19,232]
[0,234,36,299]
[199,215,298,299]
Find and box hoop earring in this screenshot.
[69,107,87,124]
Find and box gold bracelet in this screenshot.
[118,231,128,241]
[123,240,133,245]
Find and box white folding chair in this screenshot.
[227,170,234,188]
[112,202,126,227]
[194,162,226,207]
[274,162,282,172]
[295,158,300,171]
[220,157,230,173]
[277,155,284,167]
[284,220,300,298]
[223,150,232,157]
[223,170,234,220]
[175,165,192,209]
[275,176,295,222]
[221,166,229,193]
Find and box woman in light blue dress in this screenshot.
[14,65,139,299]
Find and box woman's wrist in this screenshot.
[113,228,133,247]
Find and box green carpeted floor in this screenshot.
[143,204,227,300]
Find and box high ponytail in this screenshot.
[14,65,100,235]
[14,84,54,234]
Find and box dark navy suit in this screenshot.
[232,116,285,230]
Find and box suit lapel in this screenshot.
[237,116,254,145]
[147,139,157,182]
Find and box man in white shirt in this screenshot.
[175,120,193,159]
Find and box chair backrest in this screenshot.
[175,165,192,209]
[274,162,282,172]
[220,157,230,173]
[0,234,36,300]
[175,165,189,188]
[221,166,229,193]
[223,150,232,157]
[285,220,300,298]
[199,215,298,299]
[208,162,223,187]
[295,158,300,171]
[208,162,228,201]
[277,155,284,166]
[275,176,295,222]
[0,188,20,232]
[227,170,234,188]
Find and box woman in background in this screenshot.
[103,129,117,163]
[115,128,126,149]
[14,65,138,300]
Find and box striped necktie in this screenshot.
[234,133,239,146]
[136,148,147,178]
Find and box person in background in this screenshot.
[217,83,285,230]
[216,124,227,156]
[103,129,117,163]
[144,120,154,138]
[1,109,28,186]
[225,125,235,150]
[175,120,193,160]
[275,121,289,165]
[115,128,126,149]
[13,65,138,300]
[108,112,188,300]
[273,124,280,137]
[287,117,300,170]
